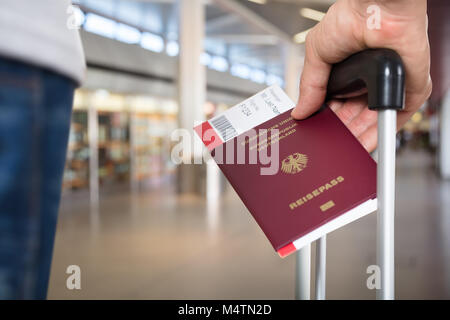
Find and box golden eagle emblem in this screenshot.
[281,153,308,174]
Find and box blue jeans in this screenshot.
[0,57,75,299]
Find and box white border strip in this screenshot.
[292,199,378,250]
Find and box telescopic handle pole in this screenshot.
[315,235,326,300]
[327,49,405,300]
[295,245,311,300]
[376,110,397,299]
[295,238,326,300]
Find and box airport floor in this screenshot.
[48,149,450,299]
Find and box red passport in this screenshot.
[195,86,377,258]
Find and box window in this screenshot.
[200,52,212,66]
[266,74,284,87]
[204,39,226,56]
[141,32,164,53]
[210,56,229,72]
[115,1,142,28]
[250,69,266,84]
[231,64,251,79]
[83,13,117,39]
[116,23,141,44]
[80,0,115,16]
[166,41,179,57]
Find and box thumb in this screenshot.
[291,29,332,119]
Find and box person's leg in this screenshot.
[0,57,75,299]
[0,58,43,299]
[33,70,75,299]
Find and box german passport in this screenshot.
[194,86,377,258]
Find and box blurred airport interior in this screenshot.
[46,0,450,299]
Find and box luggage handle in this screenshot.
[327,48,405,111]
[328,48,406,300]
[302,48,406,300]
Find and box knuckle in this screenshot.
[349,117,366,135]
[336,107,355,122]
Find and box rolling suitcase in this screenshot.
[296,48,405,300]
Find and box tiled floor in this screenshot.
[48,149,450,299]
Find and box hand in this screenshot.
[291,0,432,152]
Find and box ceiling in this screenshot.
[234,0,333,37]
[75,0,335,77]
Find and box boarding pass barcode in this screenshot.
[210,115,238,142]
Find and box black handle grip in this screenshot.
[327,49,405,110]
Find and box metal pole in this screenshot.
[88,96,100,233]
[376,110,397,300]
[295,244,311,300]
[315,235,326,300]
[88,96,99,208]
[439,91,450,179]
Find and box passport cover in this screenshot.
[195,89,377,258]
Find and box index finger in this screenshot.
[291,28,332,119]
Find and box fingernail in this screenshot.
[360,140,369,151]
[329,101,339,112]
[291,105,301,118]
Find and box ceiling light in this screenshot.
[247,0,267,4]
[300,8,326,21]
[293,28,312,44]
